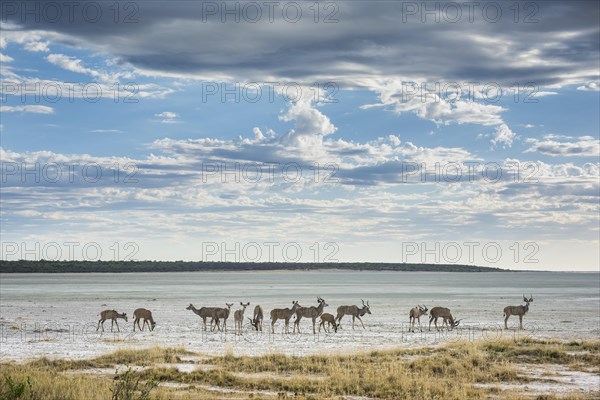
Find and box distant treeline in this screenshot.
[0,260,507,273]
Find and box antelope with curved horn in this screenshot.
[97,310,128,333]
[270,301,301,334]
[294,297,328,334]
[335,299,371,330]
[428,307,461,331]
[504,294,533,329]
[133,308,156,332]
[249,305,264,331]
[234,302,250,335]
[408,305,428,332]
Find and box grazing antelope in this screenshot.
[428,307,461,331]
[249,305,264,331]
[504,295,533,329]
[294,297,328,334]
[97,310,128,333]
[133,308,156,332]
[408,305,428,332]
[211,303,234,332]
[335,299,371,330]
[319,313,338,333]
[270,301,301,334]
[186,304,219,331]
[234,302,250,335]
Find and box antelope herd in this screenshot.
[96,295,534,334]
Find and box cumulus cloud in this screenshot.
[491,124,517,149]
[577,82,599,91]
[155,111,181,124]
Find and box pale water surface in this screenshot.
[1,271,598,361]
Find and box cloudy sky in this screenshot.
[1,1,598,270]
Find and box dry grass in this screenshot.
[1,339,598,399]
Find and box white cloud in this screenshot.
[24,41,50,52]
[491,124,517,149]
[525,135,600,157]
[0,53,14,63]
[155,111,181,124]
[577,82,599,91]
[362,79,508,128]
[46,53,134,82]
[47,53,103,79]
[91,129,124,133]
[0,66,174,101]
[0,105,54,114]
[532,91,559,97]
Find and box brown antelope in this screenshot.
[186,304,219,331]
[133,308,156,332]
[249,305,264,331]
[97,310,128,332]
[335,299,371,330]
[504,295,533,329]
[234,302,250,335]
[408,305,428,332]
[270,301,301,334]
[319,313,338,333]
[211,303,234,332]
[428,307,461,331]
[294,297,328,334]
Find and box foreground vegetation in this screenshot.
[0,260,506,273]
[1,338,598,399]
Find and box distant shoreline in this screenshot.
[0,260,510,273]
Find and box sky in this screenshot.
[0,1,599,270]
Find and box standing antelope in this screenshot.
[97,310,128,333]
[504,295,533,329]
[249,305,264,331]
[408,305,428,332]
[133,308,156,332]
[335,299,371,330]
[186,304,219,331]
[428,307,461,331]
[270,301,301,334]
[212,303,234,332]
[294,297,328,334]
[319,313,338,333]
[234,302,250,335]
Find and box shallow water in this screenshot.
[1,271,598,360]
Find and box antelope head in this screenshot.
[226,303,234,309]
[419,305,428,315]
[361,299,372,314]
[523,294,533,304]
[186,304,194,311]
[451,319,461,328]
[317,297,328,307]
[240,302,250,309]
[248,317,259,330]
[121,313,128,322]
